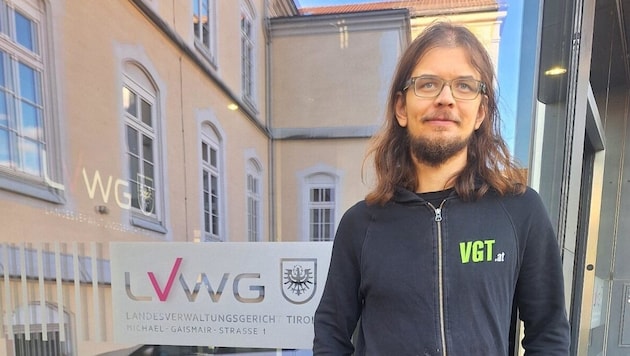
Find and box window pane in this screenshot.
[143,160,154,182]
[129,155,139,183]
[141,98,152,127]
[202,142,208,162]
[0,52,5,88]
[193,0,200,37]
[122,87,137,117]
[142,134,153,162]
[0,128,9,166]
[18,62,38,103]
[130,179,139,209]
[126,126,138,154]
[15,11,35,53]
[0,92,8,127]
[204,210,210,234]
[211,174,219,235]
[323,188,331,201]
[20,137,40,175]
[201,0,210,47]
[20,101,40,140]
[210,147,217,167]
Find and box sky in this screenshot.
[296,0,385,7]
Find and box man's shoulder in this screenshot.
[490,186,548,217]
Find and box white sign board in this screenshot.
[110,242,333,349]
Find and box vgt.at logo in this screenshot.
[281,258,317,304]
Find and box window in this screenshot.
[122,65,164,232]
[201,125,223,241]
[193,0,216,63]
[308,186,335,241]
[299,168,340,242]
[246,158,262,242]
[0,0,62,202]
[241,1,255,103]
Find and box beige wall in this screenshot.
[271,29,402,128]
[274,138,371,241]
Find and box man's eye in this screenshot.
[418,80,439,90]
[455,81,475,92]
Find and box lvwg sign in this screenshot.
[110,242,332,349]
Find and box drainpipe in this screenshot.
[263,0,276,242]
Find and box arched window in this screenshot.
[122,61,165,232]
[200,123,223,241]
[305,172,337,241]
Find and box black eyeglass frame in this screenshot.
[402,75,487,101]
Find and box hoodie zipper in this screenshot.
[428,200,447,356]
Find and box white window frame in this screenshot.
[298,166,342,241]
[246,157,262,242]
[306,180,336,241]
[192,0,217,65]
[240,0,256,105]
[0,0,63,203]
[200,124,224,242]
[122,67,165,233]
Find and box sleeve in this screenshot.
[514,189,570,355]
[312,203,367,355]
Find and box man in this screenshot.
[313,22,570,355]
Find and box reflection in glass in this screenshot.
[0,92,8,127]
[210,146,217,168]
[142,134,153,162]
[15,10,36,53]
[122,86,137,117]
[0,128,9,166]
[18,62,38,103]
[211,174,218,235]
[202,142,208,162]
[20,137,40,176]
[20,101,40,140]
[126,126,138,154]
[0,52,5,87]
[141,98,151,127]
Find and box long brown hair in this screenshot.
[364,21,526,205]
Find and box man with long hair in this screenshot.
[313,22,570,355]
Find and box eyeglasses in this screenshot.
[403,75,486,101]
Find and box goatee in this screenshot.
[408,133,471,167]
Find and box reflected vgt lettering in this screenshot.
[82,168,154,215]
[125,257,265,303]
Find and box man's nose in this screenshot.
[435,83,456,105]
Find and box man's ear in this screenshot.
[395,92,408,127]
[474,96,487,130]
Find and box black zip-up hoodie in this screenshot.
[313,187,570,355]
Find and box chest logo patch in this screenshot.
[459,239,504,263]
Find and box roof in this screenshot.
[298,0,502,16]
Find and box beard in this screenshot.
[408,132,472,167]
